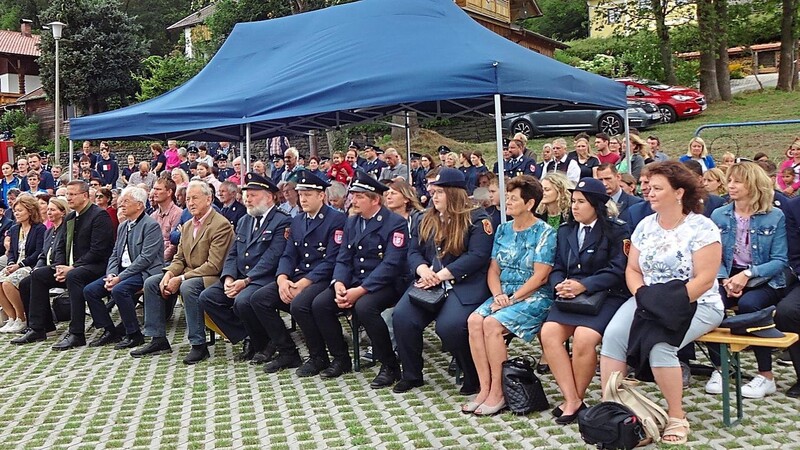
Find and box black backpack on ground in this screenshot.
[578,401,648,449]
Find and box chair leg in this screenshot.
[208,329,216,346]
[351,316,361,372]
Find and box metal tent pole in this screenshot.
[68,140,74,181]
[494,94,507,223]
[623,109,632,175]
[405,111,412,181]
[246,123,252,176]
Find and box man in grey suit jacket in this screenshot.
[83,186,165,349]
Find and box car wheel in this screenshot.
[658,105,677,123]
[511,120,533,138]
[598,113,622,136]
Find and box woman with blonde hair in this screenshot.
[706,162,788,399]
[536,172,574,229]
[719,152,736,172]
[443,152,460,169]
[0,195,46,333]
[703,168,727,196]
[679,137,716,172]
[572,137,600,178]
[171,168,190,188]
[616,134,646,180]
[384,179,424,225]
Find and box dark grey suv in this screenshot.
[502,100,662,138]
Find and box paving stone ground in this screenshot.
[1,305,799,449]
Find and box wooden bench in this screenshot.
[696,328,799,427]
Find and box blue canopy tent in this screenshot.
[69,0,626,215]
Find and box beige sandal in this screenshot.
[661,416,690,445]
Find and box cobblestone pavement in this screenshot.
[1,306,799,449]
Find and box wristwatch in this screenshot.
[743,269,753,278]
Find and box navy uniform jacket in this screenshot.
[620,201,653,234]
[333,206,407,291]
[277,204,346,283]
[359,158,387,179]
[271,167,285,183]
[407,208,493,305]
[217,168,235,182]
[220,200,247,230]
[179,161,191,173]
[784,196,800,274]
[615,191,643,217]
[95,158,119,187]
[221,207,291,287]
[505,154,537,179]
[549,219,631,299]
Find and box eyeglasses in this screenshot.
[90,183,101,187]
[95,194,106,199]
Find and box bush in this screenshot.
[0,110,28,134]
[553,50,582,67]
[674,59,700,87]
[729,63,746,79]
[577,54,625,77]
[12,121,44,149]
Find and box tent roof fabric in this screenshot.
[70,0,626,141]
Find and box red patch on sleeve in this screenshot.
[284,227,290,240]
[392,232,405,248]
[334,230,344,245]
[482,219,493,235]
[623,239,631,256]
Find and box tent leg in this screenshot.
[245,123,252,180]
[68,140,74,181]
[623,109,631,175]
[493,94,507,223]
[405,111,412,181]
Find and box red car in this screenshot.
[617,78,707,123]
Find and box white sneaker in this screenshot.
[8,319,26,333]
[0,319,13,333]
[705,370,723,394]
[742,375,777,399]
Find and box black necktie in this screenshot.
[254,216,262,232]
[579,225,591,248]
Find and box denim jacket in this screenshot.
[711,203,788,289]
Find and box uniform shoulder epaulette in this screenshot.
[276,208,290,216]
[611,217,627,226]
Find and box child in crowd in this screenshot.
[327,151,353,185]
[781,167,797,197]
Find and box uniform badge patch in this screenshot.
[392,232,405,247]
[284,227,290,240]
[623,239,631,256]
[334,230,344,245]
[482,219,493,235]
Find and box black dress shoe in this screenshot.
[115,332,145,350]
[296,356,330,377]
[554,403,587,425]
[448,357,458,375]
[392,379,424,393]
[787,382,800,398]
[130,337,172,358]
[88,329,122,348]
[250,342,278,365]
[370,365,401,389]
[52,333,86,351]
[235,339,255,362]
[183,344,210,365]
[11,329,46,345]
[319,357,352,378]
[551,405,563,418]
[536,363,551,375]
[264,351,302,373]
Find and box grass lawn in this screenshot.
[386,89,800,165]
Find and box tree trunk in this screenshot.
[777,0,799,91]
[653,0,677,84]
[714,0,732,101]
[697,0,720,101]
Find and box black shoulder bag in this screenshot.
[553,233,606,316]
[408,245,448,313]
[501,356,549,414]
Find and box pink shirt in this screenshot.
[597,152,621,165]
[192,207,214,239]
[165,148,181,170]
[777,159,800,191]
[151,202,182,261]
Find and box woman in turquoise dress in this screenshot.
[464,175,557,415]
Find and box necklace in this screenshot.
[657,213,686,231]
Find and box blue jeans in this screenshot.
[84,274,144,335]
[143,273,206,345]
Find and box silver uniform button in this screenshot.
[245,252,249,257]
[304,253,309,257]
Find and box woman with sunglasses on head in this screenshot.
[95,187,119,233]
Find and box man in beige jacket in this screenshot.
[131,180,234,364]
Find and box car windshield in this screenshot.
[640,79,671,90]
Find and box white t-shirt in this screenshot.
[631,212,723,309]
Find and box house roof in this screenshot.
[167,3,217,31]
[678,42,782,59]
[0,29,41,57]
[17,87,45,102]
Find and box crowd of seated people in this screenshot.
[2,135,800,446]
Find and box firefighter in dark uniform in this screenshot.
[504,137,537,179]
[216,154,235,182]
[198,173,291,361]
[181,146,197,173]
[296,171,409,387]
[392,168,494,394]
[251,170,347,372]
[219,182,247,230]
[359,144,387,179]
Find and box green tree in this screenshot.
[207,0,354,45]
[134,53,206,101]
[120,0,197,55]
[522,0,588,42]
[0,0,48,30]
[37,0,148,115]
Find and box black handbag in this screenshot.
[408,285,447,312]
[554,290,606,316]
[746,276,770,289]
[578,402,648,450]
[500,356,549,415]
